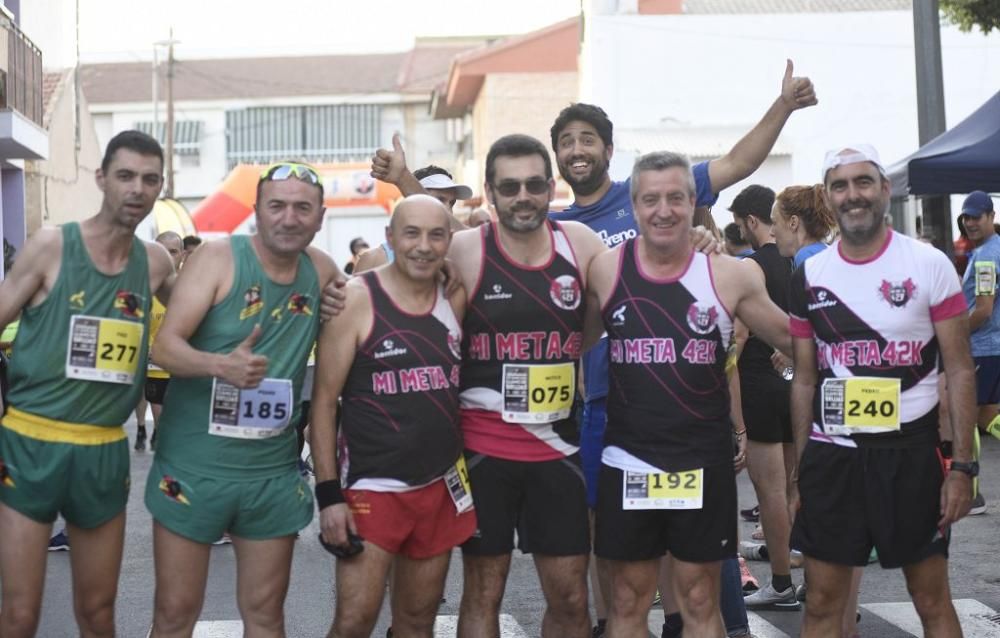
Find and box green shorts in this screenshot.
[0,422,130,529]
[144,456,314,544]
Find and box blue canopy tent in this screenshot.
[888,91,1000,196]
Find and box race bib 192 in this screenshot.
[623,469,704,510]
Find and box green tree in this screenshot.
[941,0,1000,34]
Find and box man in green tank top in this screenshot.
[144,162,342,638]
[0,130,177,638]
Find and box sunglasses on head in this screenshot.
[492,177,550,198]
[259,162,321,185]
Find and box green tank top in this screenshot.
[156,235,320,479]
[6,222,150,426]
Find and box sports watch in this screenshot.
[950,460,979,478]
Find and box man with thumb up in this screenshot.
[144,161,344,638]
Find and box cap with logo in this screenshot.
[419,174,473,200]
[962,191,995,218]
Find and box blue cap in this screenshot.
[963,191,994,217]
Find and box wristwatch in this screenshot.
[950,460,980,478]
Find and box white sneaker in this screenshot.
[743,583,801,610]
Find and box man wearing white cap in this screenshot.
[787,144,976,637]
[358,136,474,272]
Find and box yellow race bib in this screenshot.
[821,377,900,435]
[501,362,575,424]
[623,469,704,510]
[65,315,143,384]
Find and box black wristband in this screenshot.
[315,479,345,510]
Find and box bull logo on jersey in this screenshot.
[158,475,190,505]
[241,285,263,320]
[447,331,462,359]
[288,293,313,316]
[686,302,719,335]
[549,275,582,311]
[114,290,144,319]
[0,460,15,488]
[878,278,917,309]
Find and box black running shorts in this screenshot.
[594,462,737,563]
[144,377,169,405]
[740,378,793,444]
[791,440,950,569]
[461,451,590,557]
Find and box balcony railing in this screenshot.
[0,15,43,128]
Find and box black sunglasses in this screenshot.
[492,177,550,198]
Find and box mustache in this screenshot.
[510,202,540,213]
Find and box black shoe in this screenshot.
[134,427,147,451]
[150,429,157,451]
[740,504,760,522]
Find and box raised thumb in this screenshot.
[239,324,263,350]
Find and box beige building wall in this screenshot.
[467,71,577,196]
[25,73,103,233]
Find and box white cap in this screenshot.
[821,144,887,180]
[419,173,473,200]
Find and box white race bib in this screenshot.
[209,377,293,439]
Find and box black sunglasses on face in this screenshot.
[492,177,550,197]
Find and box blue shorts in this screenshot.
[580,398,607,508]
[974,355,1000,405]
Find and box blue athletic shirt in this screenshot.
[793,241,827,269]
[963,233,1000,357]
[549,161,717,401]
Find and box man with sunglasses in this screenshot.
[443,134,608,638]
[0,130,177,638]
[145,161,343,638]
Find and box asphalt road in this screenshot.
[26,416,1000,637]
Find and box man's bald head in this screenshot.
[389,194,452,234]
[156,231,185,268]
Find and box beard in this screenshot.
[558,153,609,198]
[496,200,548,234]
[836,196,887,246]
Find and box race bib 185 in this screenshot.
[209,377,293,439]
